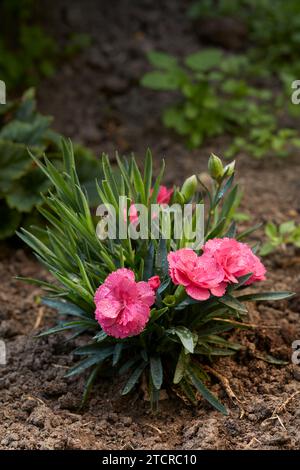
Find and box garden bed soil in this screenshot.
[0,0,300,450]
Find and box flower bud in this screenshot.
[173,190,186,205]
[224,161,235,177]
[163,295,176,307]
[208,153,224,181]
[180,175,198,202]
[174,285,186,303]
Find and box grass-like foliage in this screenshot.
[0,89,101,240]
[18,144,294,412]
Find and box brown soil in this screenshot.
[0,0,300,450]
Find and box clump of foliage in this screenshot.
[0,89,100,240]
[225,126,300,159]
[0,1,92,92]
[18,146,293,412]
[0,0,58,91]
[141,50,299,157]
[260,221,300,256]
[188,0,300,76]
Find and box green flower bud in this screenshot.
[224,161,235,177]
[208,153,224,181]
[180,175,198,202]
[173,190,186,205]
[174,285,186,303]
[163,295,176,307]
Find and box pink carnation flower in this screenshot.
[203,238,266,285]
[124,186,173,226]
[167,248,226,301]
[123,203,139,225]
[94,268,155,338]
[151,185,173,205]
[148,275,161,290]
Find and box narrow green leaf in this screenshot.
[237,223,262,241]
[131,157,146,204]
[65,355,103,378]
[179,379,197,405]
[150,356,163,390]
[255,354,288,365]
[143,241,155,280]
[36,321,92,337]
[144,148,153,201]
[237,291,295,302]
[217,294,248,313]
[149,307,168,323]
[42,297,89,318]
[220,185,238,219]
[173,350,186,384]
[74,345,113,357]
[112,343,123,366]
[205,217,226,240]
[155,238,168,277]
[121,361,147,395]
[187,365,228,415]
[150,159,165,204]
[93,330,108,342]
[213,175,234,207]
[224,221,237,238]
[168,326,195,353]
[81,364,102,406]
[229,273,253,290]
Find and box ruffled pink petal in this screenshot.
[186,284,210,301]
[173,268,191,286]
[95,298,122,321]
[103,302,150,338]
[136,281,155,306]
[210,282,227,297]
[103,268,135,288]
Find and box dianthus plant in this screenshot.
[19,141,293,413]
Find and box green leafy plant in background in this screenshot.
[260,221,300,256]
[0,0,58,91]
[141,50,272,148]
[18,148,293,412]
[225,127,300,159]
[0,0,92,92]
[64,33,92,59]
[0,88,101,240]
[141,49,299,157]
[141,49,294,156]
[188,0,300,76]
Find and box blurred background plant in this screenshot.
[188,0,300,77]
[141,49,300,157]
[0,0,91,93]
[260,221,300,256]
[0,0,58,91]
[0,88,101,240]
